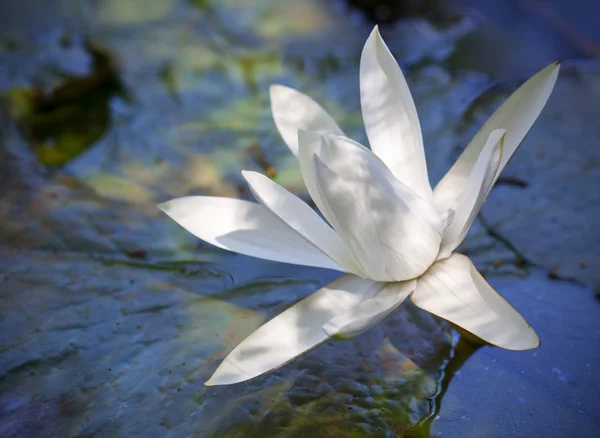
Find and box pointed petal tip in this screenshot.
[433,57,561,216]
[528,336,541,350]
[413,254,541,352]
[156,198,189,216]
[204,368,251,387]
[240,169,257,186]
[269,83,287,94]
[462,324,540,351]
[269,84,297,102]
[203,376,235,387]
[156,201,170,212]
[365,24,382,48]
[492,129,507,153]
[487,128,507,145]
[203,370,249,386]
[240,169,251,178]
[271,84,344,158]
[546,61,560,73]
[507,327,540,351]
[475,320,539,351]
[499,337,540,351]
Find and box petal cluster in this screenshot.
[160,26,559,386]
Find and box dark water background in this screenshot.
[0,0,598,436]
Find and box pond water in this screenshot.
[0,0,598,436]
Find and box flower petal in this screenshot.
[297,130,339,227]
[323,280,416,339]
[438,130,504,259]
[205,274,384,386]
[241,170,363,275]
[360,26,431,200]
[158,196,342,270]
[305,134,442,282]
[410,254,539,350]
[433,62,560,215]
[270,85,344,157]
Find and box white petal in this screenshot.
[360,26,431,200]
[297,131,369,276]
[158,196,342,270]
[434,62,560,215]
[270,85,344,157]
[205,274,384,386]
[323,280,416,339]
[438,130,504,259]
[411,254,539,350]
[297,130,339,227]
[306,134,442,282]
[241,170,363,275]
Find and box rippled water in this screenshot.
[0,1,598,436]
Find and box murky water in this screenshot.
[0,1,598,436]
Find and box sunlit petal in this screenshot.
[323,280,416,339]
[297,130,371,275]
[411,254,539,350]
[434,62,560,215]
[307,134,442,281]
[205,274,384,386]
[270,85,344,157]
[360,26,431,200]
[297,130,338,226]
[242,170,364,275]
[438,130,504,259]
[158,197,342,270]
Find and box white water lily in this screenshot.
[159,27,559,386]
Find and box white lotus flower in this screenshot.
[159,27,559,386]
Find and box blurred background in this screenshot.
[0,1,598,437]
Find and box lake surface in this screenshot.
[0,1,598,436]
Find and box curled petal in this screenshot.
[305,134,442,282]
[297,130,367,274]
[434,62,560,215]
[438,130,504,259]
[411,254,539,351]
[323,280,416,339]
[206,274,385,386]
